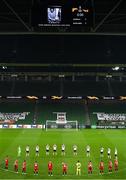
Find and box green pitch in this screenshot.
[0,129,125,179]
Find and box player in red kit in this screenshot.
[34,161,38,175]
[14,160,18,173]
[22,160,26,174]
[114,159,118,171]
[48,161,53,176]
[108,160,112,173]
[5,156,9,170]
[99,160,104,175]
[88,161,93,174]
[62,162,67,176]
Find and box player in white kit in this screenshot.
[26,145,30,157]
[61,144,65,155]
[46,144,50,155]
[100,147,104,158]
[73,145,77,155]
[86,145,90,157]
[35,145,39,156]
[115,147,118,159]
[108,148,111,159]
[53,144,57,155]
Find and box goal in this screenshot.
[46,120,78,131]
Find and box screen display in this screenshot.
[31,0,93,28]
[47,6,61,24]
[72,5,89,25]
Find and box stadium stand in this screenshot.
[35,100,86,126]
[0,80,118,96]
[13,81,61,96]
[0,99,35,124]
[1,98,126,127]
[0,82,13,96]
[110,81,126,96]
[88,100,126,126]
[63,81,109,96]
[0,99,86,126]
[0,80,126,97]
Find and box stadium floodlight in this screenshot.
[112,66,120,71]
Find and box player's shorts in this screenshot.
[87,150,90,153]
[109,166,112,170]
[34,168,38,172]
[22,168,26,172]
[53,149,56,152]
[48,168,52,171]
[36,150,39,153]
[100,167,104,171]
[26,150,29,153]
[88,167,92,171]
[100,152,103,154]
[15,165,18,170]
[108,153,110,156]
[62,149,65,152]
[76,168,81,174]
[74,149,77,152]
[114,166,118,170]
[63,169,67,172]
[46,149,49,152]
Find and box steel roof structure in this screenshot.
[0,0,126,33]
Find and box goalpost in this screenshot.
[46,112,78,131]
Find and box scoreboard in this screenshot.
[31,0,93,29]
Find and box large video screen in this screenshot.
[31,0,93,28]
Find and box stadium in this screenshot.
[0,0,126,179]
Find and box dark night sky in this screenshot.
[0,34,126,64]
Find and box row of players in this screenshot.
[4,157,118,176]
[18,144,118,158]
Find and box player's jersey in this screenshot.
[22,162,26,169]
[73,145,77,151]
[109,161,112,166]
[26,146,29,152]
[48,162,53,170]
[53,144,57,151]
[5,158,8,165]
[34,163,38,170]
[115,148,117,155]
[76,162,81,170]
[62,144,65,151]
[14,160,18,167]
[88,162,92,169]
[114,159,118,166]
[63,163,67,170]
[36,146,39,152]
[86,145,90,152]
[108,148,111,154]
[46,144,50,151]
[99,162,104,169]
[100,147,104,153]
[18,146,21,153]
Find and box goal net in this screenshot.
[46,120,78,131]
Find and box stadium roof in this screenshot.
[0,0,126,76]
[0,0,126,33]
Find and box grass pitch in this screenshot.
[0,129,125,179]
